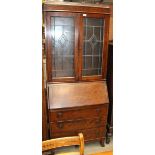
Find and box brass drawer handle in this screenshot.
[57,123,64,129]
[96,119,102,125]
[96,109,101,113]
[96,131,100,137]
[57,112,63,118]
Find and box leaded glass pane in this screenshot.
[51,17,75,78]
[82,18,104,76]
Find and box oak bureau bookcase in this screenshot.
[43,1,111,146]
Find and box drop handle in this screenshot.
[96,109,101,113]
[96,131,100,137]
[96,119,102,125]
[57,123,64,129]
[57,112,63,118]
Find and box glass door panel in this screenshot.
[82,17,104,76]
[51,17,75,78]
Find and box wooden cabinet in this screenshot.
[43,1,111,146]
[44,2,110,82]
[47,81,109,146]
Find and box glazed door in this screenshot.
[45,12,79,82]
[79,14,110,81]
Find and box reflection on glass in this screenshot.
[82,18,104,76]
[51,17,75,77]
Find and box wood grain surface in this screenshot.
[43,1,110,14]
[51,127,106,141]
[50,104,108,121]
[43,2,111,146]
[42,133,84,155]
[48,81,109,109]
[50,117,106,132]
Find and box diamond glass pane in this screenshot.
[51,17,75,78]
[82,18,104,76]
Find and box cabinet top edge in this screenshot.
[43,2,111,14]
[43,2,110,8]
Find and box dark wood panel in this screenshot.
[50,104,108,121]
[106,41,113,144]
[48,81,109,109]
[50,117,106,133]
[102,14,110,79]
[51,127,106,141]
[43,2,111,15]
[42,60,49,140]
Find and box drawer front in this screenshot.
[51,127,106,141]
[50,104,108,122]
[50,117,106,133]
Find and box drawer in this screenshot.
[50,117,106,133]
[50,104,108,122]
[51,127,106,141]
